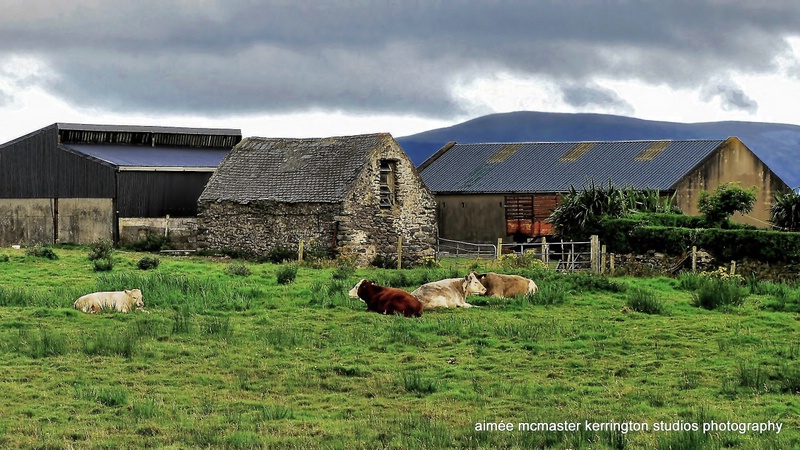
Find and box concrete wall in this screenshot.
[119,217,198,250]
[673,137,790,227]
[433,194,507,243]
[0,198,113,246]
[0,199,54,246]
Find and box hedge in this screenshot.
[597,216,800,263]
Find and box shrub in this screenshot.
[87,239,114,261]
[371,254,398,269]
[626,288,665,314]
[224,261,252,277]
[771,191,800,231]
[0,254,8,262]
[25,243,58,260]
[276,264,298,285]
[698,182,756,227]
[499,251,548,270]
[137,256,161,270]
[691,278,747,310]
[92,257,114,272]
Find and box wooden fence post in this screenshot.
[610,253,615,275]
[496,238,503,260]
[601,244,607,274]
[541,236,548,264]
[397,236,403,270]
[298,240,304,263]
[730,260,736,276]
[692,246,697,273]
[590,235,600,274]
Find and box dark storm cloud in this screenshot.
[0,0,797,117]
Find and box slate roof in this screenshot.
[419,139,728,193]
[199,133,392,203]
[62,144,229,170]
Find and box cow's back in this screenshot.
[411,278,465,309]
[480,273,537,298]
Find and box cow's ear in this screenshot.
[476,273,487,279]
[124,289,131,295]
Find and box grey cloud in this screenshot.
[701,82,759,113]
[0,1,797,118]
[561,84,634,115]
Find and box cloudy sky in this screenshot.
[2,1,800,143]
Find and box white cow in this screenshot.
[73,289,147,314]
[411,272,487,309]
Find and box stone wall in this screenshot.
[197,201,341,257]
[337,140,437,266]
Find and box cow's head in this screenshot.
[463,272,487,296]
[349,279,366,301]
[126,289,145,309]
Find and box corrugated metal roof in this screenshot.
[419,139,727,193]
[61,144,229,170]
[56,123,241,136]
[199,133,393,204]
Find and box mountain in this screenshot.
[397,111,800,188]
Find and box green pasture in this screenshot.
[0,247,798,449]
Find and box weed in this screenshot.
[92,257,114,272]
[25,243,58,260]
[126,233,167,252]
[87,239,114,261]
[137,255,161,270]
[736,361,768,391]
[81,329,137,358]
[400,372,438,396]
[224,261,252,277]
[523,282,567,306]
[201,315,233,339]
[0,254,8,262]
[276,264,298,285]
[260,404,294,421]
[132,397,160,420]
[172,307,193,334]
[691,278,747,310]
[267,245,297,264]
[626,288,665,314]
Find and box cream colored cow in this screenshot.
[74,289,147,313]
[411,272,487,309]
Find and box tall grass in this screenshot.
[691,278,748,310]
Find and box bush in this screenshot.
[626,288,665,314]
[88,239,114,261]
[25,243,58,260]
[137,256,161,270]
[93,258,114,272]
[371,254,398,269]
[276,264,298,285]
[0,254,8,262]
[224,261,252,277]
[698,182,756,227]
[771,191,800,231]
[499,252,548,270]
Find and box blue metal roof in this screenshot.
[419,139,727,193]
[61,144,229,169]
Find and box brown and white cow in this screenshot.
[73,289,147,314]
[475,272,538,298]
[410,272,487,309]
[349,279,423,318]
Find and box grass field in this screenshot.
[0,247,798,449]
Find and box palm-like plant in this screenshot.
[770,191,800,231]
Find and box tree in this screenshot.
[770,191,800,231]
[698,183,756,227]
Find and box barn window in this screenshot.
[379,160,397,209]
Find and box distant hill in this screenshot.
[397,111,800,188]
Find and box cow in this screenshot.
[475,272,538,298]
[73,289,147,314]
[410,272,487,309]
[348,279,423,318]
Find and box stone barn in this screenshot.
[197,133,438,266]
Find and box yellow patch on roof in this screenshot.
[487,143,522,163]
[560,142,595,162]
[635,141,671,161]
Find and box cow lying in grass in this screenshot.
[349,279,423,318]
[475,272,538,298]
[73,289,148,314]
[411,272,487,309]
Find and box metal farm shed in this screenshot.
[419,137,790,242]
[0,123,241,246]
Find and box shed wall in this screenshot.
[673,138,790,227]
[433,194,507,243]
[117,171,213,217]
[0,198,112,245]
